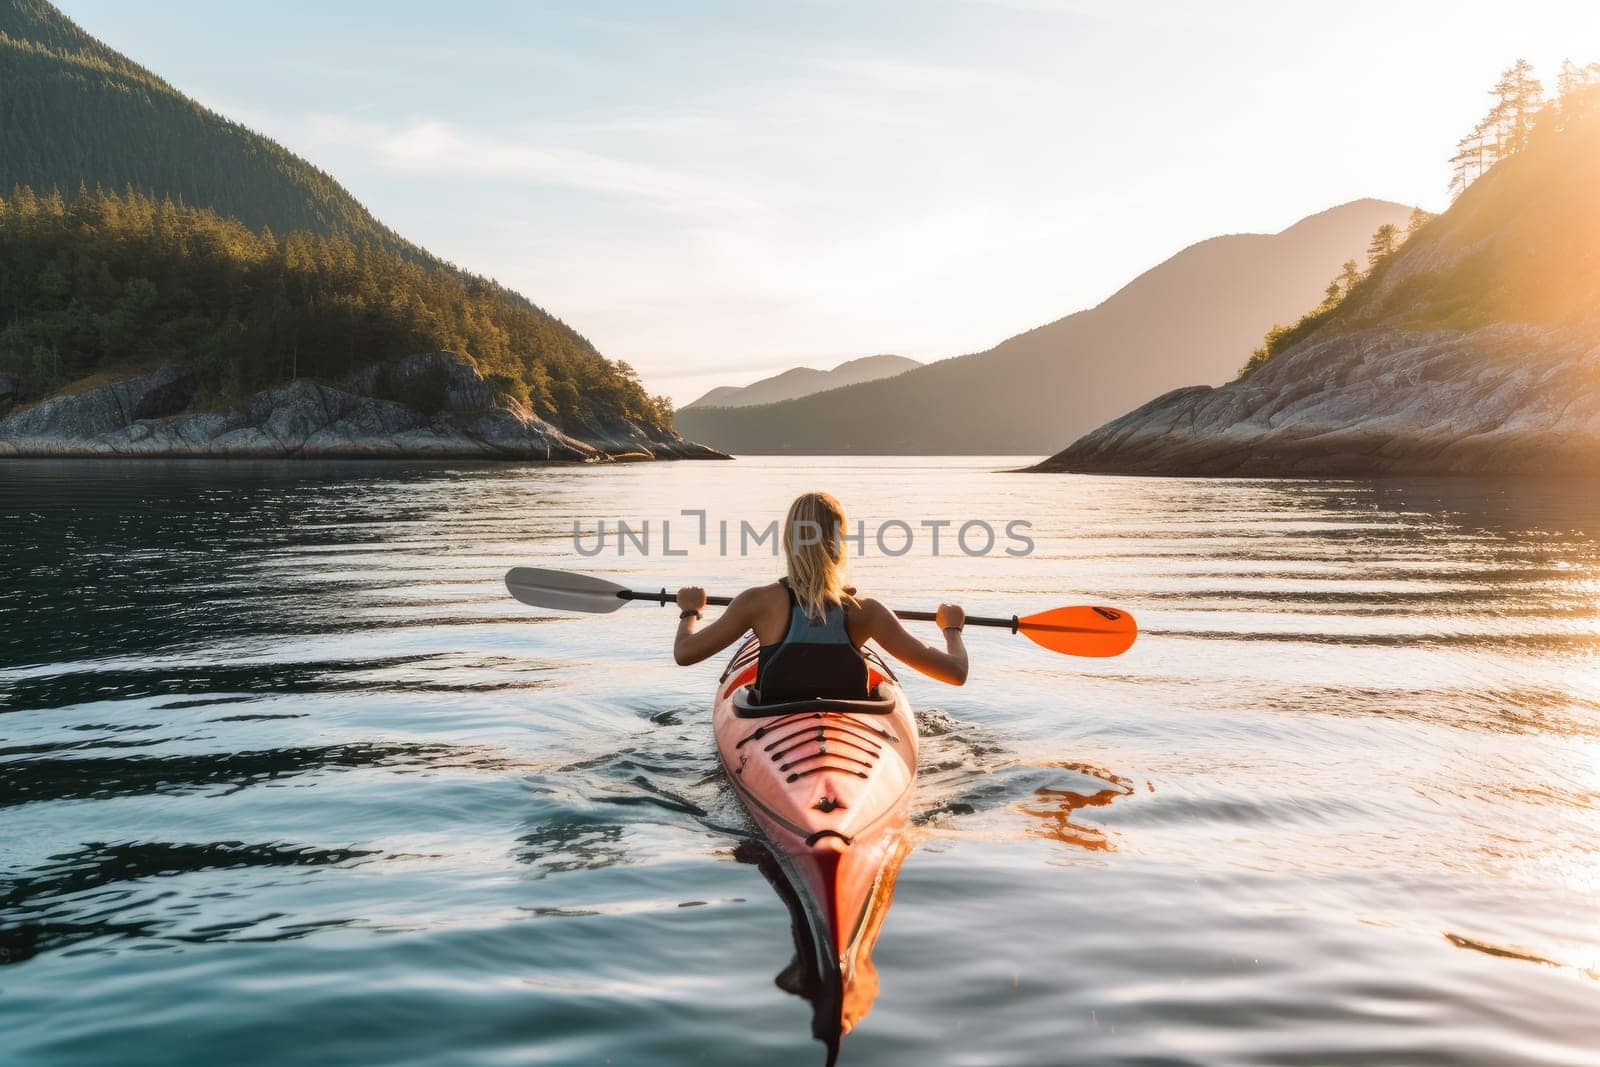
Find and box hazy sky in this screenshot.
[60,0,1600,402]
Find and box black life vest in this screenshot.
[754,580,870,703]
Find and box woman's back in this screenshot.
[672,490,968,687]
[754,579,870,702]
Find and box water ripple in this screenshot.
[2,461,1598,1065]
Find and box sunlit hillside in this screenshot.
[1241,61,1600,373]
[1350,116,1599,330]
[1034,60,1600,479]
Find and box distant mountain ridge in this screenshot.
[682,354,921,410]
[672,198,1416,454]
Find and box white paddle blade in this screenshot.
[505,567,632,613]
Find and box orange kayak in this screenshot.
[713,633,917,1025]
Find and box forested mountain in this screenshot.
[0,0,415,255]
[0,188,670,428]
[0,0,673,433]
[1033,60,1600,477]
[682,355,920,410]
[673,200,1414,454]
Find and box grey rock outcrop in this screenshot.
[0,363,197,439]
[0,352,726,462]
[1032,323,1600,476]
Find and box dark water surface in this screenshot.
[2,457,1598,1065]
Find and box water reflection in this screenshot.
[1368,476,1600,537]
[1015,762,1136,852]
[0,657,551,713]
[0,740,517,808]
[515,820,628,878]
[0,840,376,964]
[734,838,909,1066]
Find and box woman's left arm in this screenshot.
[673,586,757,666]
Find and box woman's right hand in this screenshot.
[936,602,966,632]
[676,586,708,614]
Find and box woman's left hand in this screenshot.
[676,586,708,614]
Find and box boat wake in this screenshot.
[914,705,1139,852]
[509,700,1137,1063]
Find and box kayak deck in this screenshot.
[713,634,918,976]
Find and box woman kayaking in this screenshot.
[672,491,969,695]
[498,507,1131,1050]
[686,492,969,1041]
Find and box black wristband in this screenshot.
[680,609,702,620]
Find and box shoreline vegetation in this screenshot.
[0,190,715,461]
[1033,59,1600,478]
[0,188,673,427]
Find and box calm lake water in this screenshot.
[3,456,1598,1065]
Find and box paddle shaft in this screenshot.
[619,588,1022,631]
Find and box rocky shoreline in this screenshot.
[1030,323,1600,477]
[0,353,727,462]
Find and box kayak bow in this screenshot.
[713,633,917,1031]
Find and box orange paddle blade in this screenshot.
[1016,606,1137,657]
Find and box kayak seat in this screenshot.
[731,684,898,719]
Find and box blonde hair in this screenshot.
[783,491,848,622]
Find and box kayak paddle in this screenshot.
[505,567,1136,658]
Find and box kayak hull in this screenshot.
[713,635,917,994]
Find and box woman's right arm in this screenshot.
[860,599,968,685]
[673,586,757,666]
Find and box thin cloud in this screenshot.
[817,54,1042,95]
[305,114,780,217]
